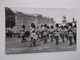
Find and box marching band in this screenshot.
[21,22,76,47]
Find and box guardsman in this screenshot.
[36,26,41,40]
[46,26,50,39]
[41,25,45,40]
[43,27,48,44]
[29,23,37,47]
[21,30,26,43]
[49,25,54,42]
[59,26,62,39]
[60,26,65,43]
[30,29,36,47]
[53,27,59,45]
[73,25,76,44]
[68,26,73,46]
[64,26,68,41]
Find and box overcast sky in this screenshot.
[9,7,77,23]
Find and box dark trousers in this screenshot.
[41,33,43,40]
[22,35,26,43]
[50,35,53,42]
[61,34,64,43]
[43,35,47,44]
[68,36,72,46]
[37,34,41,40]
[54,36,59,45]
[30,37,36,47]
[47,34,49,39]
[60,34,64,42]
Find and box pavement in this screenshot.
[5,37,76,54]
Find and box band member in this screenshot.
[54,27,59,45]
[30,30,36,47]
[64,26,68,41]
[39,26,43,41]
[46,26,50,39]
[60,26,65,43]
[68,26,73,46]
[49,25,54,42]
[73,24,76,44]
[21,30,26,43]
[30,23,37,47]
[43,25,48,44]
[36,26,41,40]
[41,25,44,40]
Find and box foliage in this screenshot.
[5,7,15,28]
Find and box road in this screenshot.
[6,37,76,54]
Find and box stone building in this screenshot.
[14,11,54,31]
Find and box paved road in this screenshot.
[6,37,76,54]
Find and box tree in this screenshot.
[5,7,15,28]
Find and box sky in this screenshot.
[9,7,77,23]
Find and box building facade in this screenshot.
[14,11,54,31]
